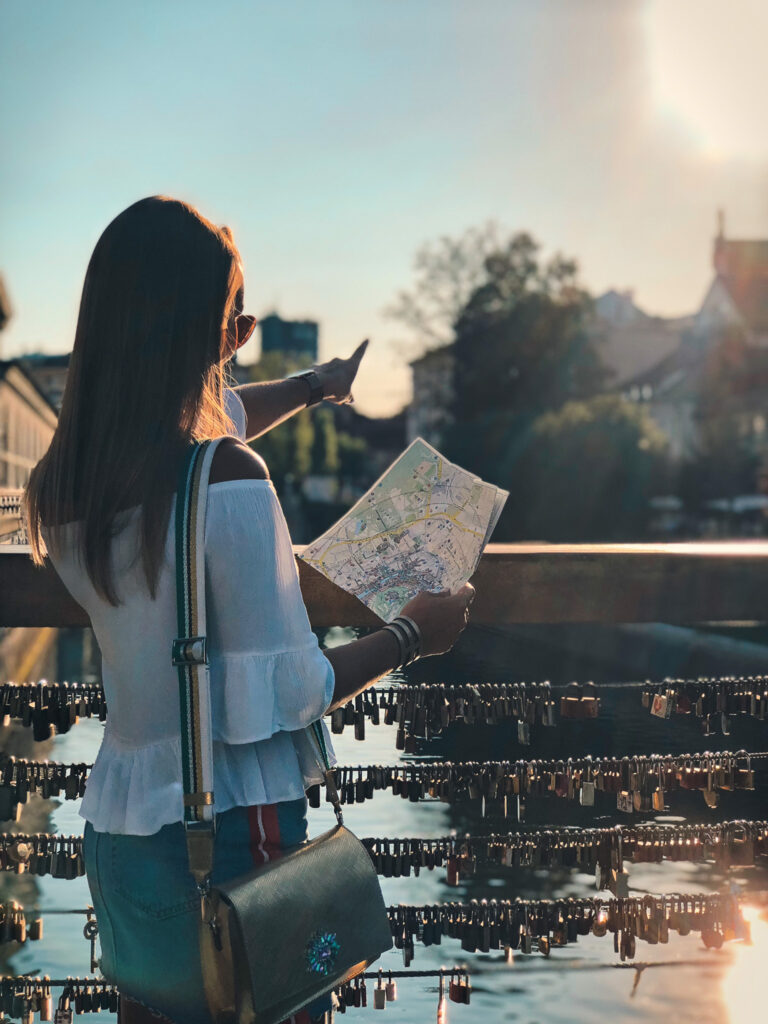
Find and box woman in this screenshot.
[23,196,474,1024]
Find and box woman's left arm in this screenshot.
[233,339,369,440]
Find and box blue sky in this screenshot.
[1,0,766,414]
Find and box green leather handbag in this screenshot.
[172,437,393,1024]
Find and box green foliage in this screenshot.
[434,228,648,539]
[293,410,314,478]
[383,221,504,350]
[516,396,669,541]
[242,358,367,543]
[678,422,759,511]
[246,351,304,382]
[252,418,294,483]
[678,330,761,510]
[337,433,367,479]
[453,232,610,423]
[312,407,340,475]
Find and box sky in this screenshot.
[1,0,767,416]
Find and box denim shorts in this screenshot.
[82,797,331,1024]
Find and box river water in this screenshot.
[2,624,767,1024]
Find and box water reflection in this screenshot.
[0,624,766,1023]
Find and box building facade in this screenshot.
[18,353,70,413]
[624,213,768,461]
[259,313,318,363]
[0,360,58,489]
[590,289,692,388]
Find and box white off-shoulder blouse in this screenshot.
[40,388,337,835]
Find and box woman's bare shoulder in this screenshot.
[209,438,269,484]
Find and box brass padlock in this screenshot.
[735,751,755,790]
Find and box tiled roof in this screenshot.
[715,238,768,331]
[723,276,768,332]
[715,239,768,277]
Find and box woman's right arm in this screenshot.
[210,438,476,714]
[323,586,475,712]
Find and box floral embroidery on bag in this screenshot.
[305,931,340,975]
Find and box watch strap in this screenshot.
[294,370,324,407]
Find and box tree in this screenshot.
[292,410,314,479]
[514,395,669,541]
[383,221,503,352]
[678,420,759,513]
[440,230,613,525]
[337,432,367,479]
[311,406,340,475]
[452,232,610,424]
[678,326,761,512]
[244,354,314,485]
[243,352,368,500]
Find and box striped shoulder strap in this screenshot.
[172,437,338,838]
[173,437,227,827]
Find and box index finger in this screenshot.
[351,338,370,363]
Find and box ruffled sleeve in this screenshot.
[203,480,336,744]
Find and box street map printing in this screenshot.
[300,438,508,621]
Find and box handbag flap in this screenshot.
[216,824,392,1020]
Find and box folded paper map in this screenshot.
[300,438,508,622]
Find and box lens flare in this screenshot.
[723,905,765,1022]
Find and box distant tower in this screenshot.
[259,313,318,362]
[713,208,727,274]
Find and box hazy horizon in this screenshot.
[1,0,766,415]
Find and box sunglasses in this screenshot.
[232,308,258,346]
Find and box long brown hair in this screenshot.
[23,195,241,606]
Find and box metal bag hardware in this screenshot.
[174,439,392,1024]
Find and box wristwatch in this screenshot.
[291,369,324,407]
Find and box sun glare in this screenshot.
[644,0,768,161]
[722,905,765,1021]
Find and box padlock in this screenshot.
[373,971,386,1009]
[559,682,581,719]
[650,692,668,718]
[580,682,600,718]
[735,751,755,790]
[40,978,53,1022]
[448,971,463,1002]
[385,972,397,1002]
[580,779,595,807]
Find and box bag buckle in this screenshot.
[172,636,208,666]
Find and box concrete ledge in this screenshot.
[3,541,768,628]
